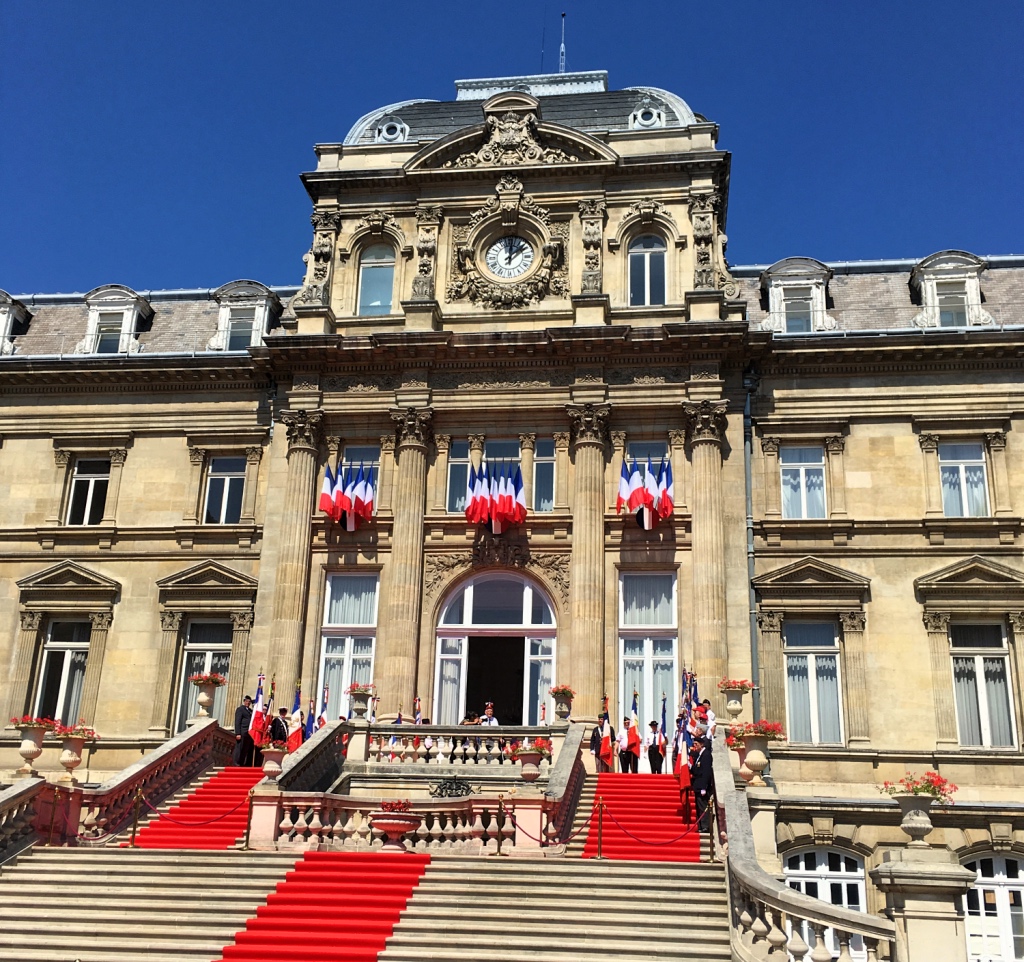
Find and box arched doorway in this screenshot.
[434,573,556,726]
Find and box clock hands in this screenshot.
[505,236,516,267]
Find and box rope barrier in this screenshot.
[141,793,249,827]
[62,803,137,843]
[601,806,702,846]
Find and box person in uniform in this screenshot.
[644,720,664,774]
[617,716,638,773]
[269,706,290,744]
[479,702,499,725]
[690,736,715,833]
[232,695,254,766]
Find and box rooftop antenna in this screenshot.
[559,12,566,74]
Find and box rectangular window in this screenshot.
[533,439,555,512]
[447,440,470,514]
[937,281,968,327]
[175,622,232,732]
[66,459,110,526]
[951,623,1015,748]
[781,446,826,519]
[785,621,843,744]
[340,445,381,516]
[320,573,379,721]
[939,443,989,518]
[36,621,91,725]
[227,307,257,351]
[95,312,124,353]
[204,457,246,524]
[626,441,668,479]
[784,287,813,333]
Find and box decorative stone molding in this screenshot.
[629,93,666,130]
[280,410,324,452]
[578,198,607,293]
[756,610,783,632]
[390,407,434,448]
[1009,612,1024,634]
[683,400,728,444]
[910,250,994,328]
[411,206,443,300]
[231,610,254,631]
[445,100,577,168]
[297,209,343,307]
[468,434,486,453]
[518,433,536,452]
[566,403,611,448]
[54,449,71,467]
[423,543,570,606]
[839,611,866,632]
[19,610,42,631]
[553,432,570,449]
[109,448,127,466]
[89,610,113,631]
[761,437,781,456]
[609,197,685,252]
[923,611,951,632]
[188,446,205,464]
[160,610,183,631]
[824,435,846,454]
[688,193,718,290]
[434,434,452,453]
[986,431,1007,451]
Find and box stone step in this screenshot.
[421,860,723,877]
[381,950,730,962]
[0,934,228,955]
[0,951,215,962]
[0,871,285,890]
[403,893,728,913]
[383,932,730,956]
[394,912,728,934]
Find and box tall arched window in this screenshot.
[628,235,666,306]
[357,244,395,316]
[784,848,867,960]
[964,855,1024,961]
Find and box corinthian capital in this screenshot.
[683,400,728,445]
[279,409,324,451]
[566,403,611,449]
[390,407,434,448]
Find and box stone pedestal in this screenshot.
[870,848,976,962]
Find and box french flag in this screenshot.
[303,697,316,740]
[627,690,642,756]
[317,684,329,728]
[476,463,491,524]
[465,464,478,523]
[637,456,660,530]
[616,459,630,514]
[319,463,336,517]
[657,458,674,519]
[352,463,367,518]
[599,696,615,768]
[512,465,527,524]
[359,465,375,520]
[343,464,359,532]
[626,459,645,512]
[248,673,268,746]
[335,463,351,523]
[287,684,304,752]
[658,694,667,751]
[491,464,506,534]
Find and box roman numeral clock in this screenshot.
[484,236,535,280]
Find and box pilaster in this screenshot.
[149,611,184,734]
[227,610,254,713]
[519,433,536,509]
[5,611,43,726]
[100,449,127,525]
[761,437,781,518]
[919,434,943,517]
[839,611,870,745]
[77,610,113,724]
[986,431,1012,516]
[824,436,848,518]
[183,446,205,522]
[240,446,262,525]
[378,436,395,513]
[608,431,626,511]
[433,434,452,512]
[667,429,688,512]
[756,610,785,724]
[553,432,570,509]
[923,611,959,749]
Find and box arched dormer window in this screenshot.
[628,235,666,306]
[357,244,395,317]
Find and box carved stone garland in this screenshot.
[689,193,718,291]
[578,199,607,294]
[411,206,443,301]
[445,110,577,168]
[297,210,342,306]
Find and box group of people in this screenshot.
[232,695,305,767]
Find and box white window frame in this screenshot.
[964,854,1024,962]
[780,446,827,519]
[784,621,845,746]
[175,621,233,733]
[318,573,380,720]
[628,235,667,307]
[66,458,111,526]
[784,286,813,333]
[626,440,668,481]
[357,244,396,317]
[784,847,867,960]
[950,622,1017,749]
[34,620,91,725]
[938,442,990,518]
[532,439,555,513]
[447,439,471,514]
[203,456,246,524]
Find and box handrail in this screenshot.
[542,722,585,845]
[712,732,898,958]
[0,776,45,862]
[276,720,349,792]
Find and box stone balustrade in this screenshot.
[366,725,556,769]
[712,735,899,961]
[0,776,44,861]
[542,723,585,846]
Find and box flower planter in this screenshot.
[349,690,371,720]
[58,735,87,782]
[370,812,423,852]
[894,793,935,848]
[514,750,544,782]
[553,695,572,721]
[262,748,286,779]
[16,725,46,775]
[194,682,217,718]
[720,686,747,721]
[741,734,770,787]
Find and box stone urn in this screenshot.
[721,686,747,721]
[261,747,286,779]
[894,793,935,848]
[741,735,770,787]
[734,744,755,784]
[194,682,217,718]
[370,812,423,852]
[515,750,545,782]
[553,694,573,721]
[349,689,371,720]
[58,735,87,782]
[16,725,47,775]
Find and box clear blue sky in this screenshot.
[2,1,1021,294]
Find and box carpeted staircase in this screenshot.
[128,766,264,850]
[581,772,701,862]
[216,850,431,962]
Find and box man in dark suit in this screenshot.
[690,736,715,833]
[233,695,254,766]
[269,707,290,744]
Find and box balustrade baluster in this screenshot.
[294,805,309,844]
[809,923,834,962]
[308,805,323,848]
[835,932,854,962]
[470,810,485,850]
[864,937,880,962]
[338,809,356,848]
[465,740,478,765]
[427,811,443,850]
[786,917,810,962]
[766,907,789,960]
[279,805,295,843]
[750,902,770,948]
[481,808,495,853]
[414,815,430,851]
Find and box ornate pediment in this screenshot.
[157,560,258,610]
[915,557,1024,609]
[753,557,870,608]
[18,561,121,609]
[405,92,617,174]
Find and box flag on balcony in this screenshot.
[317,684,329,728]
[599,695,614,767]
[512,465,527,524]
[616,459,630,514]
[249,673,269,747]
[360,465,376,520]
[627,690,642,756]
[336,463,352,520]
[287,683,304,752]
[637,456,660,530]
[319,463,336,517]
[464,464,478,522]
[657,458,674,519]
[626,459,644,511]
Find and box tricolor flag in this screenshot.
[351,463,367,524]
[287,682,304,752]
[491,463,506,535]
[465,464,478,523]
[512,465,527,525]
[658,693,667,751]
[335,463,351,523]
[319,463,336,517]
[476,463,491,525]
[369,696,378,724]
[626,459,644,512]
[657,458,674,520]
[599,695,614,767]
[317,684,329,729]
[616,459,630,514]
[637,456,660,531]
[627,690,642,756]
[248,672,268,746]
[414,695,422,725]
[360,465,376,520]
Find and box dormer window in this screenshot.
[95,313,124,353]
[207,281,281,351]
[759,258,836,335]
[77,285,152,355]
[911,251,993,328]
[0,290,30,356]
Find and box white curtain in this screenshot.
[653,639,675,728]
[984,657,1014,747]
[211,650,231,724]
[327,576,378,626]
[781,468,803,519]
[322,638,347,721]
[177,651,206,731]
[64,650,88,725]
[787,655,813,742]
[965,465,988,516]
[623,638,646,722]
[953,656,983,746]
[621,575,674,627]
[804,468,826,518]
[939,465,963,516]
[438,657,462,725]
[815,654,842,744]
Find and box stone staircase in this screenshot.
[107,764,226,845]
[380,856,730,962]
[0,846,296,961]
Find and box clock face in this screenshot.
[485,236,534,279]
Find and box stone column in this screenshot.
[566,403,610,720]
[226,611,254,715]
[5,611,43,726]
[268,409,323,687]
[919,434,943,517]
[668,429,688,512]
[986,431,1012,516]
[378,436,395,513]
[761,437,781,518]
[183,447,206,522]
[519,434,536,510]
[378,407,433,716]
[468,434,485,471]
[756,610,785,724]
[684,400,729,708]
[77,610,112,724]
[553,432,570,509]
[240,446,263,525]
[101,449,127,524]
[433,434,451,512]
[923,611,959,749]
[149,611,184,734]
[839,611,870,745]
[824,436,848,517]
[608,431,626,511]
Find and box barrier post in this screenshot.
[495,795,509,857]
[129,787,144,848]
[46,787,61,846]
[594,796,605,860]
[242,788,255,851]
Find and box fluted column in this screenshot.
[566,403,610,719]
[269,409,323,687]
[756,610,785,724]
[226,610,254,715]
[761,437,782,518]
[378,407,433,716]
[924,611,959,749]
[684,400,729,709]
[839,611,870,745]
[5,611,43,726]
[433,434,452,511]
[149,610,184,733]
[77,610,112,724]
[919,434,943,517]
[987,431,1012,516]
[519,433,536,509]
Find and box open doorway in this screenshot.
[465,636,524,724]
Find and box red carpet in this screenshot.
[129,766,264,850]
[217,851,431,962]
[582,772,701,862]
